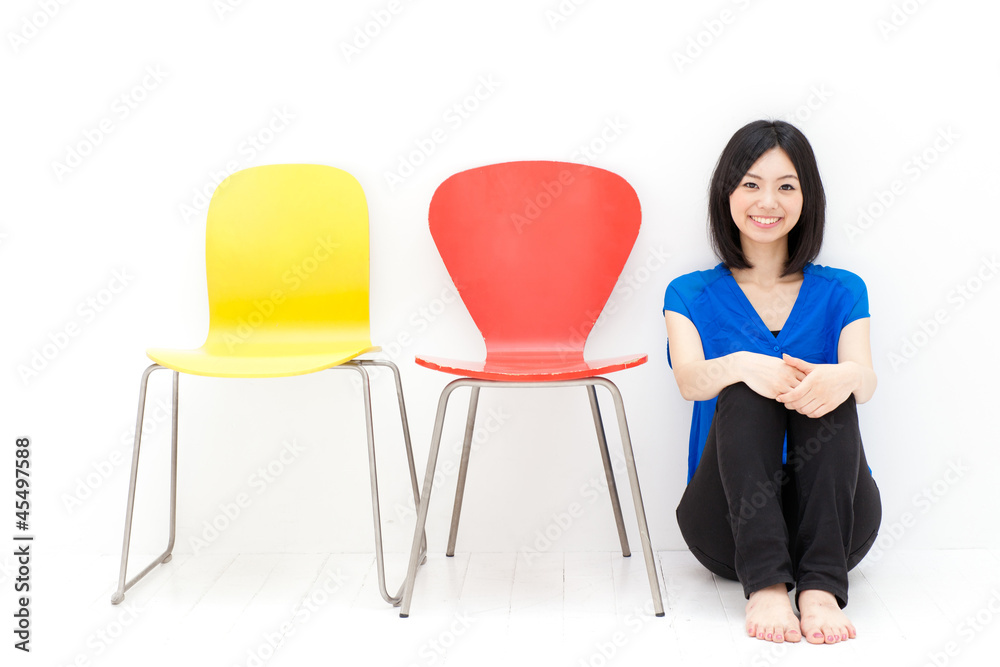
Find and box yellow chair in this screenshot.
[112,164,424,606]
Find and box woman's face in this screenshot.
[728,146,803,249]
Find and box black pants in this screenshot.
[676,382,881,608]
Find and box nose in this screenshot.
[757,189,779,210]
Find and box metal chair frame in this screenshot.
[112,358,426,607]
[398,375,664,618]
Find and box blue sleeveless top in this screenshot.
[663,263,869,482]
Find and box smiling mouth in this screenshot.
[750,215,781,226]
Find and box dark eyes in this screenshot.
[740,181,796,191]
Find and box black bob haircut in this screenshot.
[708,120,825,276]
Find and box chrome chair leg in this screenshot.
[342,361,426,606]
[399,378,467,617]
[400,376,664,618]
[587,384,631,558]
[593,377,664,617]
[112,364,179,605]
[446,386,480,557]
[358,360,423,522]
[166,370,179,562]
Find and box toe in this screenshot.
[805,630,825,645]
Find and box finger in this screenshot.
[776,390,799,404]
[778,381,808,402]
[808,403,831,419]
[778,392,803,409]
[782,354,815,373]
[781,353,803,367]
[796,398,820,415]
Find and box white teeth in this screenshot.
[750,216,780,225]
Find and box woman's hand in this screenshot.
[738,351,807,399]
[775,354,859,418]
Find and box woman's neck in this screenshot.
[732,237,793,287]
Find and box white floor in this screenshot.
[32,549,1000,666]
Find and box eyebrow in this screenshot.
[745,172,799,181]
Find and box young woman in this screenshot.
[663,120,881,645]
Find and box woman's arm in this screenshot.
[838,316,877,403]
[776,317,878,417]
[665,311,805,401]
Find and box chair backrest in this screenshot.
[204,164,371,345]
[428,161,641,355]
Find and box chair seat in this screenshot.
[148,340,380,378]
[414,350,647,381]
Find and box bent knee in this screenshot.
[719,381,771,407]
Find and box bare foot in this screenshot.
[745,584,801,643]
[798,589,856,644]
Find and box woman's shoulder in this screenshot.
[804,263,867,295]
[667,263,730,293]
[664,264,730,315]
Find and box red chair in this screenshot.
[398,161,664,617]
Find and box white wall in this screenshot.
[3,0,997,562]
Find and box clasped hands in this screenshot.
[742,352,856,419]
[775,354,857,418]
